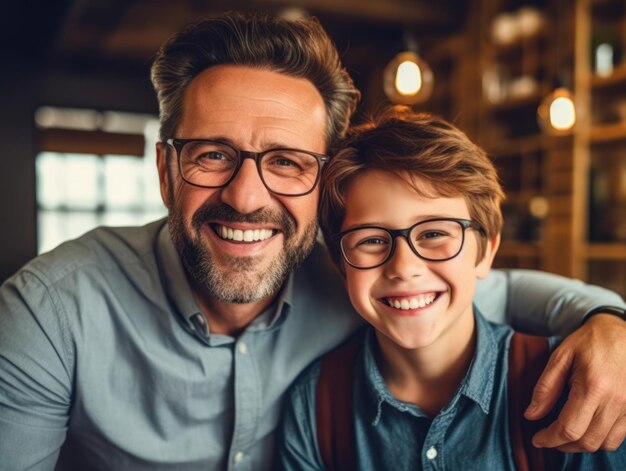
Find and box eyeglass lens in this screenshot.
[340,219,468,268]
[178,140,320,195]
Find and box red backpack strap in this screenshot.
[315,332,363,471]
[508,331,561,471]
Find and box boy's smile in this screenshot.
[340,170,497,353]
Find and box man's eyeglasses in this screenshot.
[335,218,484,270]
[165,138,328,197]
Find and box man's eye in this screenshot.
[197,151,227,161]
[271,157,301,169]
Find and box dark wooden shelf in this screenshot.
[485,90,544,114]
[497,241,544,259]
[591,63,626,92]
[585,243,626,260]
[590,122,626,144]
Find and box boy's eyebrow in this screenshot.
[340,214,466,232]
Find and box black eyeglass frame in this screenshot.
[334,217,485,270]
[164,138,329,197]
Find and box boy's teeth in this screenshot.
[218,226,274,242]
[387,293,436,310]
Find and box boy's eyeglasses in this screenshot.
[164,138,328,196]
[335,218,484,270]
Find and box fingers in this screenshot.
[524,347,571,420]
[531,380,600,449]
[527,313,626,451]
[553,414,626,453]
[602,415,626,451]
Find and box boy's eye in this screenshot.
[418,230,448,240]
[357,237,389,247]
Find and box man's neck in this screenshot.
[192,286,278,337]
[376,309,476,417]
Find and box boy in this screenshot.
[276,109,626,470]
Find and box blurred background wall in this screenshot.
[1,0,625,299]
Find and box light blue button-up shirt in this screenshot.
[277,312,626,470]
[0,219,624,470]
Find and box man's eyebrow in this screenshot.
[189,135,236,145]
[185,136,298,150]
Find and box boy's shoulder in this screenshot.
[474,307,514,351]
[286,327,368,418]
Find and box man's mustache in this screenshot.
[191,203,296,238]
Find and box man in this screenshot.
[1,12,625,471]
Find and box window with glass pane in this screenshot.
[36,152,166,253]
[35,110,167,254]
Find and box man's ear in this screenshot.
[476,233,501,279]
[156,141,170,208]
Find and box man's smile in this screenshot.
[212,223,277,242]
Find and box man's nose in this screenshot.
[220,158,273,214]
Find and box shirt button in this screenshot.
[238,342,247,354]
[426,446,438,460]
[233,451,245,464]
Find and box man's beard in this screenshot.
[168,202,317,304]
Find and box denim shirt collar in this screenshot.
[155,220,293,342]
[362,306,497,425]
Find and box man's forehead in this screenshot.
[177,64,328,150]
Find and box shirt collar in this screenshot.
[155,220,293,338]
[362,328,425,425]
[156,221,201,328]
[361,307,497,425]
[247,273,293,332]
[460,308,497,414]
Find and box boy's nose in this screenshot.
[220,158,273,214]
[384,238,427,280]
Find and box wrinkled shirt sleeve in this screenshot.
[276,362,325,471]
[0,270,73,470]
[475,269,626,336]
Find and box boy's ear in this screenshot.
[475,233,501,279]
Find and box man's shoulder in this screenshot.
[20,219,166,286]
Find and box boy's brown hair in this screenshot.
[320,108,504,269]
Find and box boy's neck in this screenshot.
[375,308,476,417]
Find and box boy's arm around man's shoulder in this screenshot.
[0,268,73,470]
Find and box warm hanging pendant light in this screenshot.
[537,1,576,134]
[537,82,576,133]
[383,29,433,105]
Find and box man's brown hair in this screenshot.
[150,12,360,149]
[320,108,504,268]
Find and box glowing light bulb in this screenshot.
[549,96,576,130]
[537,87,577,134]
[383,51,433,104]
[395,61,422,95]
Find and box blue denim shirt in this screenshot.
[277,311,626,470]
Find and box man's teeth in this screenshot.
[386,294,436,310]
[218,226,275,242]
